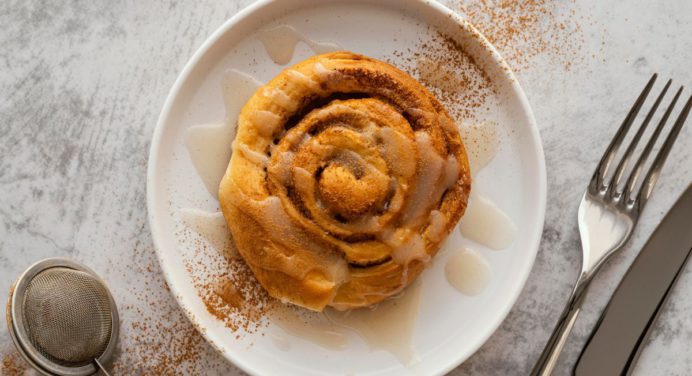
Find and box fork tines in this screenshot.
[590,73,692,209]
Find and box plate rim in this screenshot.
[146,0,547,374]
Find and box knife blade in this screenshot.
[575,184,692,376]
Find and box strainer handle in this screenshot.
[94,359,111,376]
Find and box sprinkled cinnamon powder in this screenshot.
[110,236,232,374]
[0,350,27,376]
[178,221,274,337]
[391,31,496,124]
[452,0,587,71]
[2,284,27,375]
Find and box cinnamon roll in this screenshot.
[219,52,471,311]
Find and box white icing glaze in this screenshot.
[458,121,499,175]
[328,103,363,115]
[380,228,429,266]
[445,248,491,296]
[386,189,405,213]
[292,166,316,200]
[268,151,295,184]
[286,69,321,92]
[426,210,447,241]
[282,129,312,148]
[307,39,341,54]
[377,127,416,179]
[317,103,371,124]
[184,122,231,199]
[360,121,378,139]
[325,281,423,365]
[258,28,296,65]
[178,208,240,260]
[313,62,332,81]
[258,25,340,65]
[443,156,460,188]
[306,140,335,159]
[185,70,262,199]
[402,132,460,228]
[270,307,348,351]
[222,69,264,120]
[234,142,269,166]
[263,87,298,112]
[459,193,516,250]
[338,150,389,183]
[251,110,283,137]
[344,215,382,233]
[401,132,445,227]
[232,190,349,284]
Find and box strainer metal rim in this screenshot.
[8,258,119,376]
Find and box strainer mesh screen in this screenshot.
[21,267,113,366]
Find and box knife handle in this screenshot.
[622,248,692,375]
[531,275,591,376]
[576,246,692,376]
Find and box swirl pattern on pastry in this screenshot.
[219,52,471,311]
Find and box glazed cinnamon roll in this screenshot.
[219,52,471,311]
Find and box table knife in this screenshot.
[574,184,692,376]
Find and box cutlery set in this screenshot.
[532,74,692,375]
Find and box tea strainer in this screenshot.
[7,258,119,375]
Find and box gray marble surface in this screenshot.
[1,0,690,375]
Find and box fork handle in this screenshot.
[531,275,591,376]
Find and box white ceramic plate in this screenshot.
[147,0,546,375]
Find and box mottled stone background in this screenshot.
[1,0,690,375]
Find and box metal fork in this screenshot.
[531,74,692,376]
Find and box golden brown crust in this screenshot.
[219,51,471,311]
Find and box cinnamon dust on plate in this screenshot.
[392,32,496,122]
[178,220,274,337]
